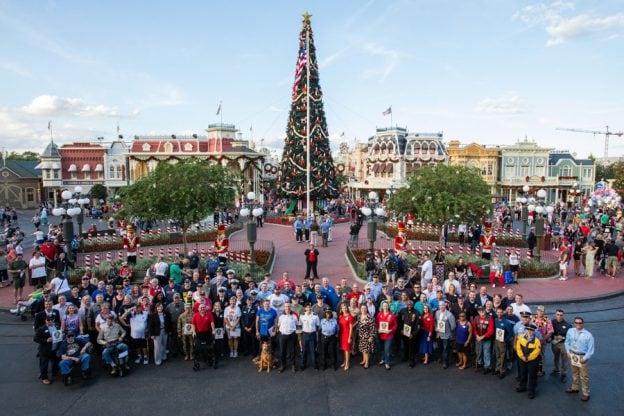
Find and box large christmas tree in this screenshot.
[276,13,339,211]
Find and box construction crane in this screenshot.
[556,125,623,158]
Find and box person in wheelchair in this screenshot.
[11,284,50,320]
[57,331,92,385]
[97,315,130,375]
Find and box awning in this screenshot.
[95,164,103,172]
[50,162,60,170]
[68,164,77,172]
[35,161,51,169]
[82,164,91,172]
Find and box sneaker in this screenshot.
[135,355,142,364]
[143,356,149,365]
[234,351,238,358]
[229,351,234,358]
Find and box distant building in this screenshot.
[548,151,595,201]
[347,127,448,199]
[0,159,42,209]
[128,123,265,199]
[447,141,501,196]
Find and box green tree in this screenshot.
[7,151,40,160]
[89,184,108,202]
[388,164,491,225]
[117,159,236,252]
[595,162,615,183]
[612,161,624,194]
[276,13,339,207]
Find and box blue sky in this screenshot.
[1,0,623,159]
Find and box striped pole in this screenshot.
[85,255,91,267]
[106,252,112,262]
[94,254,100,267]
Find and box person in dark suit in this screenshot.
[34,299,61,331]
[527,228,537,257]
[34,315,61,384]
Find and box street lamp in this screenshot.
[239,191,263,279]
[519,184,530,239]
[361,191,386,254]
[534,188,547,262]
[52,187,90,262]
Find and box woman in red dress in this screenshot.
[338,303,354,370]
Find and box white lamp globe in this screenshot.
[52,208,64,216]
[528,204,536,212]
[537,189,547,199]
[361,207,372,217]
[239,208,250,217]
[519,197,527,204]
[252,207,263,217]
[69,198,77,205]
[374,207,386,217]
[247,191,256,201]
[61,190,72,200]
[546,206,555,214]
[75,186,83,193]
[368,191,378,201]
[528,197,536,204]
[535,206,544,214]
[522,185,530,193]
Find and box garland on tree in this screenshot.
[276,13,339,201]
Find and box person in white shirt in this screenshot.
[224,296,242,358]
[154,257,169,283]
[33,228,45,246]
[511,294,532,319]
[121,305,149,365]
[421,254,433,288]
[268,288,289,315]
[299,304,320,370]
[277,303,299,372]
[29,250,47,287]
[51,274,71,296]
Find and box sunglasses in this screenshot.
[574,322,583,325]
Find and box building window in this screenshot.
[487,163,493,176]
[45,170,50,179]
[560,166,571,176]
[97,171,103,179]
[26,188,35,202]
[71,171,77,180]
[519,166,529,177]
[53,170,59,179]
[583,168,592,178]
[84,171,91,180]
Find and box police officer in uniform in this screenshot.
[515,324,541,399]
[240,295,258,357]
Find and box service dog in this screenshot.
[258,341,274,373]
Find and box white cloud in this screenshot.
[359,42,405,81]
[21,95,137,118]
[475,94,527,115]
[513,2,624,46]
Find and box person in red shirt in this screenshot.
[472,306,494,374]
[40,240,58,280]
[276,272,296,290]
[346,282,362,305]
[191,304,215,338]
[376,300,397,370]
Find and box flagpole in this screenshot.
[306,28,311,216]
[48,120,53,142]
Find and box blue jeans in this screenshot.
[381,337,393,365]
[301,332,317,368]
[102,343,128,366]
[59,353,90,375]
[476,339,492,369]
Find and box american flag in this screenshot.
[293,39,308,96]
[382,106,392,116]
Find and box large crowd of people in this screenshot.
[2,198,609,403]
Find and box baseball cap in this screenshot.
[173,293,181,298]
[536,305,545,312]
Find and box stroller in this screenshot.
[193,334,217,371]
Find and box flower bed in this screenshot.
[383,225,528,248]
[78,224,241,253]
